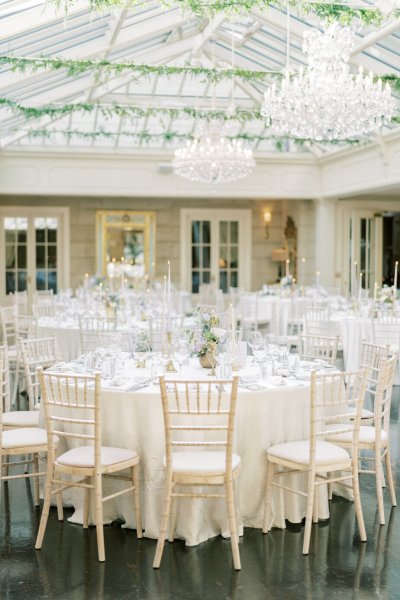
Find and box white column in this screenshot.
[314,198,337,292]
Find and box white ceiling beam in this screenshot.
[0,24,203,147]
[350,20,400,55]
[191,14,225,55]
[0,9,192,92]
[0,1,89,40]
[85,9,129,102]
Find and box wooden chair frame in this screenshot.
[36,368,142,562]
[299,334,339,365]
[331,355,397,525]
[153,376,241,570]
[263,369,368,555]
[0,353,52,507]
[78,316,117,354]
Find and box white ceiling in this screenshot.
[0,0,399,157]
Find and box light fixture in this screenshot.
[263,210,272,239]
[173,123,255,184]
[261,23,396,141]
[173,31,255,184]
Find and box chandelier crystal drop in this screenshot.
[173,123,255,184]
[261,23,396,141]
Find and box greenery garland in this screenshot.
[47,0,400,23]
[0,97,262,123]
[21,127,362,147]
[0,55,276,83]
[1,56,400,93]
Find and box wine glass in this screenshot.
[252,341,268,379]
[175,340,189,377]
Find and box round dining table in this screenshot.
[41,360,349,547]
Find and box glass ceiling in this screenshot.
[0,0,399,157]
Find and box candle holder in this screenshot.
[165,331,177,373]
[206,342,217,376]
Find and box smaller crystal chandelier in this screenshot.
[261,23,396,141]
[173,123,255,184]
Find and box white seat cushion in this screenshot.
[267,440,350,466]
[326,425,388,446]
[2,427,54,449]
[56,445,138,469]
[163,451,241,476]
[3,410,40,428]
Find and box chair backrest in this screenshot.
[310,369,368,466]
[19,336,62,410]
[159,376,239,477]
[303,304,335,336]
[0,305,16,346]
[79,316,117,353]
[371,314,400,348]
[14,314,38,341]
[32,303,57,318]
[32,289,54,303]
[359,341,390,394]
[373,354,398,438]
[299,334,339,365]
[7,290,29,314]
[38,369,101,468]
[0,345,11,413]
[148,315,184,351]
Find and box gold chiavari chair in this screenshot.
[153,376,241,570]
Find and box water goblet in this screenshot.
[175,341,189,378]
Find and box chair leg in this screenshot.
[33,454,40,507]
[94,473,105,562]
[328,483,333,501]
[83,478,90,529]
[262,459,275,534]
[24,455,30,475]
[35,462,55,550]
[375,453,385,526]
[153,475,173,569]
[132,465,143,539]
[385,449,397,508]
[312,487,319,524]
[302,471,316,555]
[168,491,176,543]
[352,457,367,541]
[226,477,241,570]
[11,359,20,405]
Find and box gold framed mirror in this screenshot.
[96,211,156,280]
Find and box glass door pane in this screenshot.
[4,217,28,294]
[34,217,59,292]
[218,221,239,293]
[190,220,211,293]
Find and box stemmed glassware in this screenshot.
[175,340,189,377]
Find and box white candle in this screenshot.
[300,257,305,288]
[285,259,290,277]
[229,303,235,342]
[316,271,320,287]
[84,273,89,289]
[394,261,398,297]
[358,272,363,301]
[162,275,167,346]
[167,261,171,331]
[373,281,378,303]
[352,261,357,297]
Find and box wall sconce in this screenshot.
[263,210,272,239]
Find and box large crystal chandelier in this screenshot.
[261,24,396,141]
[173,123,255,184]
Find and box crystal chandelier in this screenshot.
[261,23,396,141]
[173,123,255,184]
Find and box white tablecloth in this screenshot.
[335,316,372,372]
[44,363,341,546]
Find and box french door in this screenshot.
[0,207,69,302]
[180,209,251,293]
[348,209,382,293]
